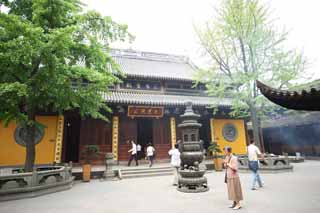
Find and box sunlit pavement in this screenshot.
[1,161,320,213]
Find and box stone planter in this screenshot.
[103,153,118,180]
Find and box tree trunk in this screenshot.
[249,103,262,150]
[24,109,36,172]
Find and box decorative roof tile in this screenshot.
[104,91,232,107]
[257,80,320,111]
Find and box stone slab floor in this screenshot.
[1,161,320,213]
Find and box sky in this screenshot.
[82,0,320,79]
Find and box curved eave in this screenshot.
[256,80,320,111]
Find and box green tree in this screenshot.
[0,0,132,171]
[195,0,307,149]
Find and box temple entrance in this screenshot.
[63,113,80,163]
[199,118,211,151]
[137,118,153,159]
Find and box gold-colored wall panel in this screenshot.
[210,119,247,155]
[0,116,59,166]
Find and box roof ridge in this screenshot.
[111,48,189,64]
[109,89,231,100]
[111,48,199,81]
[105,90,232,107]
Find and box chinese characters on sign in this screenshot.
[128,106,164,118]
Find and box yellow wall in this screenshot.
[0,116,59,166]
[211,119,247,155]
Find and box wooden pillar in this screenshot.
[112,116,119,161]
[259,126,265,153]
[210,118,215,142]
[170,117,176,148]
[54,115,64,163]
[244,121,250,146]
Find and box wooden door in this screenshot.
[118,116,137,161]
[153,117,171,159]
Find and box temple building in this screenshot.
[0,49,249,166]
[257,80,320,156]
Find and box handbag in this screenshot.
[224,156,232,184]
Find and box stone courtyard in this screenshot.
[1,161,319,213]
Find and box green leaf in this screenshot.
[194,0,307,123]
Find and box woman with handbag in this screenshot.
[224,146,243,210]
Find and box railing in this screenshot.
[0,163,74,201]
[237,156,293,172]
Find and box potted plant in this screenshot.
[82,145,100,182]
[208,141,223,171]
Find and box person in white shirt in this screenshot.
[168,144,181,186]
[136,143,142,160]
[146,143,155,167]
[128,140,138,166]
[247,140,264,190]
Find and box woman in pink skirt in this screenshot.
[224,146,243,210]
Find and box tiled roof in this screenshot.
[111,49,197,81]
[104,91,232,107]
[257,80,320,111]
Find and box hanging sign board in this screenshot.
[128,106,164,118]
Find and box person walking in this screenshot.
[146,143,155,167]
[224,146,243,210]
[247,140,264,190]
[168,144,181,186]
[136,143,142,160]
[128,140,138,166]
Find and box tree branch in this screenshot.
[12,73,23,82]
[206,31,231,74]
[30,58,41,77]
[238,37,249,73]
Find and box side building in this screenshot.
[0,49,249,166]
[262,112,320,156]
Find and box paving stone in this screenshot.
[1,161,319,213]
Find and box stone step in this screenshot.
[118,166,173,179]
[121,168,172,176]
[116,166,214,179]
[120,166,172,172]
[120,171,173,179]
